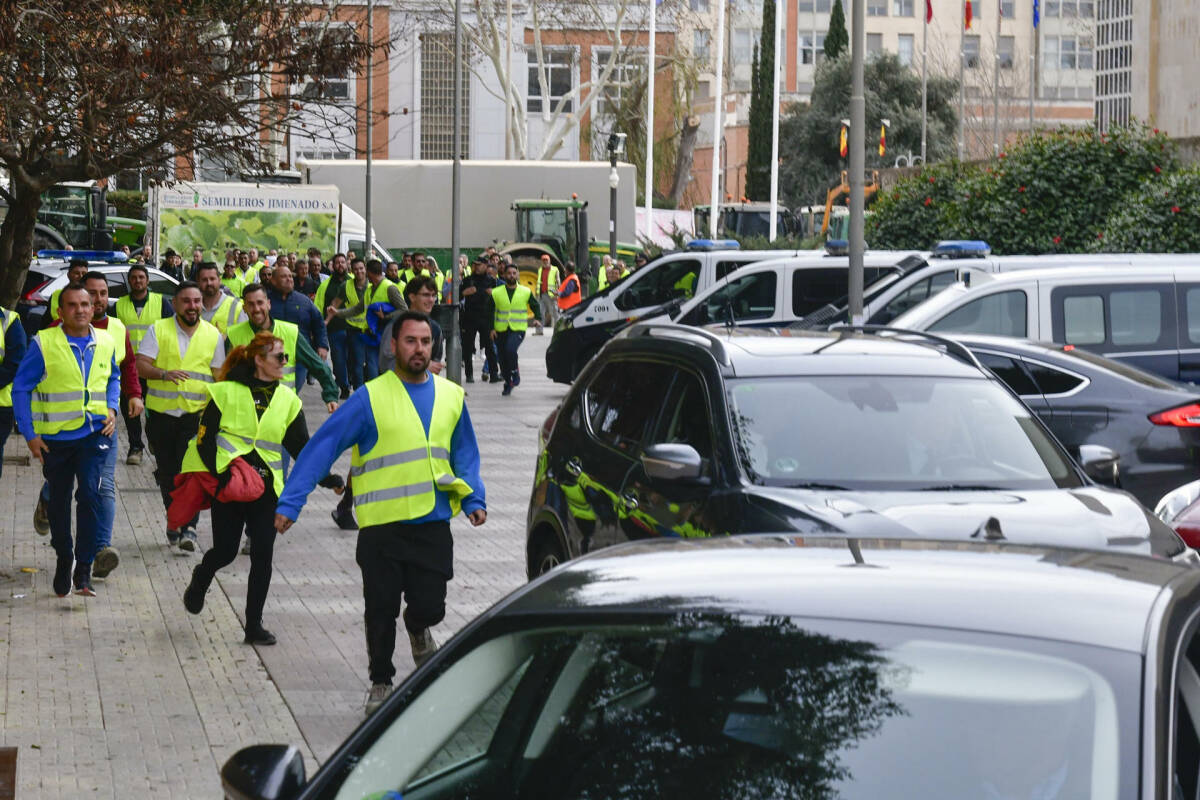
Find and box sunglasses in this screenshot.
[269,352,289,364]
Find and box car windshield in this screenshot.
[726,375,1082,490]
[323,614,1136,800]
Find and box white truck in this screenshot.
[147,181,392,264]
[297,159,641,275]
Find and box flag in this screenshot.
[1033,0,1040,27]
[926,0,933,23]
[839,126,848,158]
[965,0,972,28]
[879,125,887,157]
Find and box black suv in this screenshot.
[526,324,1189,577]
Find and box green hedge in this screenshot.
[1099,169,1200,252]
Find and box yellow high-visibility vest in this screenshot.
[115,292,164,353]
[144,317,220,414]
[350,371,472,527]
[0,307,19,407]
[493,285,533,332]
[179,380,301,497]
[30,326,115,435]
[226,320,299,390]
[203,294,243,336]
[345,280,368,331]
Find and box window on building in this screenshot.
[527,48,574,114]
[1047,0,1095,16]
[800,31,826,65]
[732,28,757,65]
[1000,0,1015,16]
[999,36,1015,69]
[867,33,883,54]
[898,33,915,66]
[1044,35,1092,70]
[964,36,981,69]
[421,32,469,159]
[798,0,833,10]
[867,0,888,15]
[690,0,709,10]
[693,30,711,64]
[893,0,914,15]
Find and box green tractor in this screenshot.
[503,199,641,293]
[14,182,146,252]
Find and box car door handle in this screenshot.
[564,458,583,478]
[621,492,639,512]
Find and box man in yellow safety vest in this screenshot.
[114,263,173,463]
[490,262,538,396]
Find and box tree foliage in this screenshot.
[867,123,1179,254]
[1100,168,1200,252]
[0,0,379,305]
[825,0,848,61]
[745,0,776,201]
[779,52,957,209]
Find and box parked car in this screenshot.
[1156,480,1200,549]
[545,240,825,383]
[955,334,1200,508]
[526,324,1187,578]
[222,534,1200,800]
[889,262,1200,382]
[20,259,178,333]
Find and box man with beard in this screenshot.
[196,262,245,336]
[315,252,353,399]
[113,263,173,466]
[490,263,538,396]
[136,282,225,551]
[459,257,498,384]
[276,311,486,714]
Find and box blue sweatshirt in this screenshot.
[277,375,485,523]
[0,315,28,393]
[13,330,121,441]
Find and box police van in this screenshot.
[545,240,821,383]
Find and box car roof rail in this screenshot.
[826,324,984,371]
[626,322,731,365]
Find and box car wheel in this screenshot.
[530,532,568,578]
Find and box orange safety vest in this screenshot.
[557,274,582,311]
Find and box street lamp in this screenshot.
[606,132,626,262]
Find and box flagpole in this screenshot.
[708,0,727,238]
[958,0,966,160]
[768,0,782,241]
[1030,0,1037,132]
[645,0,656,240]
[921,0,928,163]
[992,0,1001,155]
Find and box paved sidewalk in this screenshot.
[0,334,563,796]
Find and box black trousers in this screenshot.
[122,379,147,451]
[460,319,497,378]
[356,521,453,684]
[195,489,278,629]
[147,410,201,528]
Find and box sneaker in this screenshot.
[364,683,392,716]
[501,382,513,396]
[409,627,438,667]
[512,371,521,387]
[331,508,358,531]
[243,625,277,646]
[166,528,181,546]
[92,547,120,579]
[183,566,207,614]
[465,375,474,384]
[178,528,198,552]
[489,375,503,384]
[73,563,95,597]
[53,556,72,598]
[34,497,49,536]
[125,449,143,466]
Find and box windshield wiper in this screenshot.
[919,484,1007,491]
[781,481,853,491]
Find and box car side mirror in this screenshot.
[1079,444,1120,487]
[220,744,306,800]
[642,443,707,483]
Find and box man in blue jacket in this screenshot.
[275,311,486,715]
[0,301,28,474]
[267,265,328,389]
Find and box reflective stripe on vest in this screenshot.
[345,281,367,330]
[202,295,242,335]
[30,326,115,435]
[115,293,164,351]
[493,285,533,332]
[179,381,301,497]
[350,372,472,527]
[226,320,299,389]
[0,308,18,407]
[144,317,220,414]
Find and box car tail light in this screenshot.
[540,407,560,447]
[1149,403,1200,427]
[22,279,51,304]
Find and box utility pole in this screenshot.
[849,0,864,324]
[447,0,464,383]
[645,0,655,240]
[708,0,727,238]
[993,0,1002,155]
[505,0,513,159]
[365,0,373,263]
[958,1,966,160]
[768,0,782,242]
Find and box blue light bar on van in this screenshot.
[825,239,850,256]
[36,249,129,263]
[931,240,991,259]
[685,239,740,252]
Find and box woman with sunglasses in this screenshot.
[178,331,308,645]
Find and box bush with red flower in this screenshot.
[1098,169,1200,252]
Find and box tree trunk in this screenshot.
[0,182,42,308]
[667,116,702,208]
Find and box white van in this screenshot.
[890,260,1200,381]
[545,241,821,382]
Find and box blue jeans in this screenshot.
[347,330,366,388]
[43,430,110,566]
[364,342,381,381]
[38,429,118,551]
[329,328,349,389]
[0,406,12,479]
[497,329,525,384]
